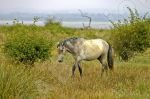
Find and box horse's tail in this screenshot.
[107,43,114,70]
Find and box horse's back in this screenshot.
[78,39,109,60]
[82,39,108,49]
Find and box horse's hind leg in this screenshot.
[101,63,108,76]
[98,56,108,76]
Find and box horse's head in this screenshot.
[57,42,66,62]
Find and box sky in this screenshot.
[0,0,150,14]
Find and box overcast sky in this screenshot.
[0,0,150,13]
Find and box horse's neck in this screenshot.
[64,38,84,54]
[64,42,75,53]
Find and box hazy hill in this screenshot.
[0,12,127,22]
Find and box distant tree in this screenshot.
[21,20,24,24]
[13,18,19,24]
[44,16,62,26]
[33,16,40,25]
[78,9,92,29]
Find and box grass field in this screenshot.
[0,24,150,99]
[35,49,150,99]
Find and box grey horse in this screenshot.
[57,37,114,77]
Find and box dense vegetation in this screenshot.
[4,25,53,65]
[0,8,150,98]
[111,7,150,61]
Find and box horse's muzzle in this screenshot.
[58,60,63,62]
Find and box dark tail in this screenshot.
[107,44,114,70]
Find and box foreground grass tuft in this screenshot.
[0,64,40,98]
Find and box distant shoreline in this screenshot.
[0,20,112,29]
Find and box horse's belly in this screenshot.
[84,56,99,61]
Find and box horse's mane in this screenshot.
[62,37,79,45]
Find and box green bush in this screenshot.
[44,16,62,27]
[4,30,53,64]
[111,7,150,61]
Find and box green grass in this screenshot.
[0,24,150,99]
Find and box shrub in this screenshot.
[4,30,53,64]
[111,7,150,61]
[44,16,62,27]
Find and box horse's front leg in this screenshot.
[72,62,77,77]
[78,62,82,77]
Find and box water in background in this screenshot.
[62,21,112,29]
[0,20,112,29]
